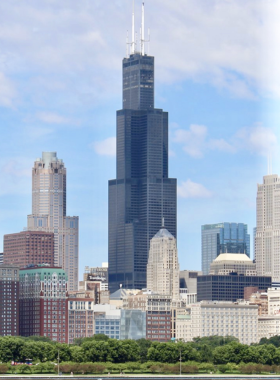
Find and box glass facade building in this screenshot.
[201,222,250,275]
[108,53,177,293]
[197,274,272,302]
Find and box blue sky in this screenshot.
[0,0,279,278]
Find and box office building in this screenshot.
[197,274,271,302]
[93,304,121,339]
[27,152,79,291]
[108,8,177,293]
[120,309,146,340]
[147,225,180,300]
[180,270,202,294]
[201,222,250,274]
[176,301,259,345]
[0,264,19,336]
[146,294,173,342]
[255,174,280,284]
[209,253,256,276]
[3,231,54,268]
[68,294,94,344]
[19,265,68,342]
[0,253,3,264]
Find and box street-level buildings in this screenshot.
[0,264,19,336]
[19,266,68,343]
[27,152,79,291]
[68,294,94,344]
[3,231,54,268]
[255,174,280,285]
[176,301,259,345]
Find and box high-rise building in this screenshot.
[147,225,180,300]
[19,265,68,342]
[27,152,79,291]
[201,222,250,275]
[255,174,280,284]
[0,264,19,336]
[3,231,54,268]
[108,7,177,293]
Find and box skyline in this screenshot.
[0,0,279,279]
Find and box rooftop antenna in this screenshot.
[131,0,135,54]
[162,217,165,228]
[126,30,129,58]
[141,2,145,55]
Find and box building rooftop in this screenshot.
[154,228,174,239]
[213,253,252,263]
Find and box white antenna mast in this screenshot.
[126,30,129,58]
[131,0,135,54]
[141,2,145,55]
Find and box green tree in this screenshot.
[0,336,25,362]
[69,346,84,363]
[136,339,152,362]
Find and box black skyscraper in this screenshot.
[108,50,177,293]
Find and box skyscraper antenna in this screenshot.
[131,0,135,54]
[141,2,145,55]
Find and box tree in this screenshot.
[0,336,25,362]
[136,339,152,363]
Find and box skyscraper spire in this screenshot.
[131,0,135,54]
[141,2,145,55]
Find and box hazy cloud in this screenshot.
[235,125,278,156]
[0,72,16,107]
[178,179,213,199]
[92,137,116,157]
[37,112,71,125]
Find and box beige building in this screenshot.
[176,301,259,345]
[258,315,280,340]
[209,253,256,276]
[147,226,180,300]
[255,174,280,283]
[248,291,268,316]
[27,152,79,291]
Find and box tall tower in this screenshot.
[27,152,79,291]
[147,225,180,300]
[108,5,177,293]
[255,174,280,284]
[201,222,250,275]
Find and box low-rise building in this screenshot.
[120,309,146,340]
[68,293,94,344]
[176,301,259,345]
[258,315,280,340]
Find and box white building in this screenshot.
[209,253,256,276]
[27,152,79,291]
[258,315,280,340]
[147,225,180,300]
[176,301,259,345]
[255,174,280,284]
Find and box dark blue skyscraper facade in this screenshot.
[201,222,250,275]
[108,53,177,293]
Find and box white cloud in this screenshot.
[37,112,71,124]
[173,123,278,158]
[173,125,207,158]
[0,0,279,103]
[235,125,278,156]
[178,179,213,199]
[92,137,116,157]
